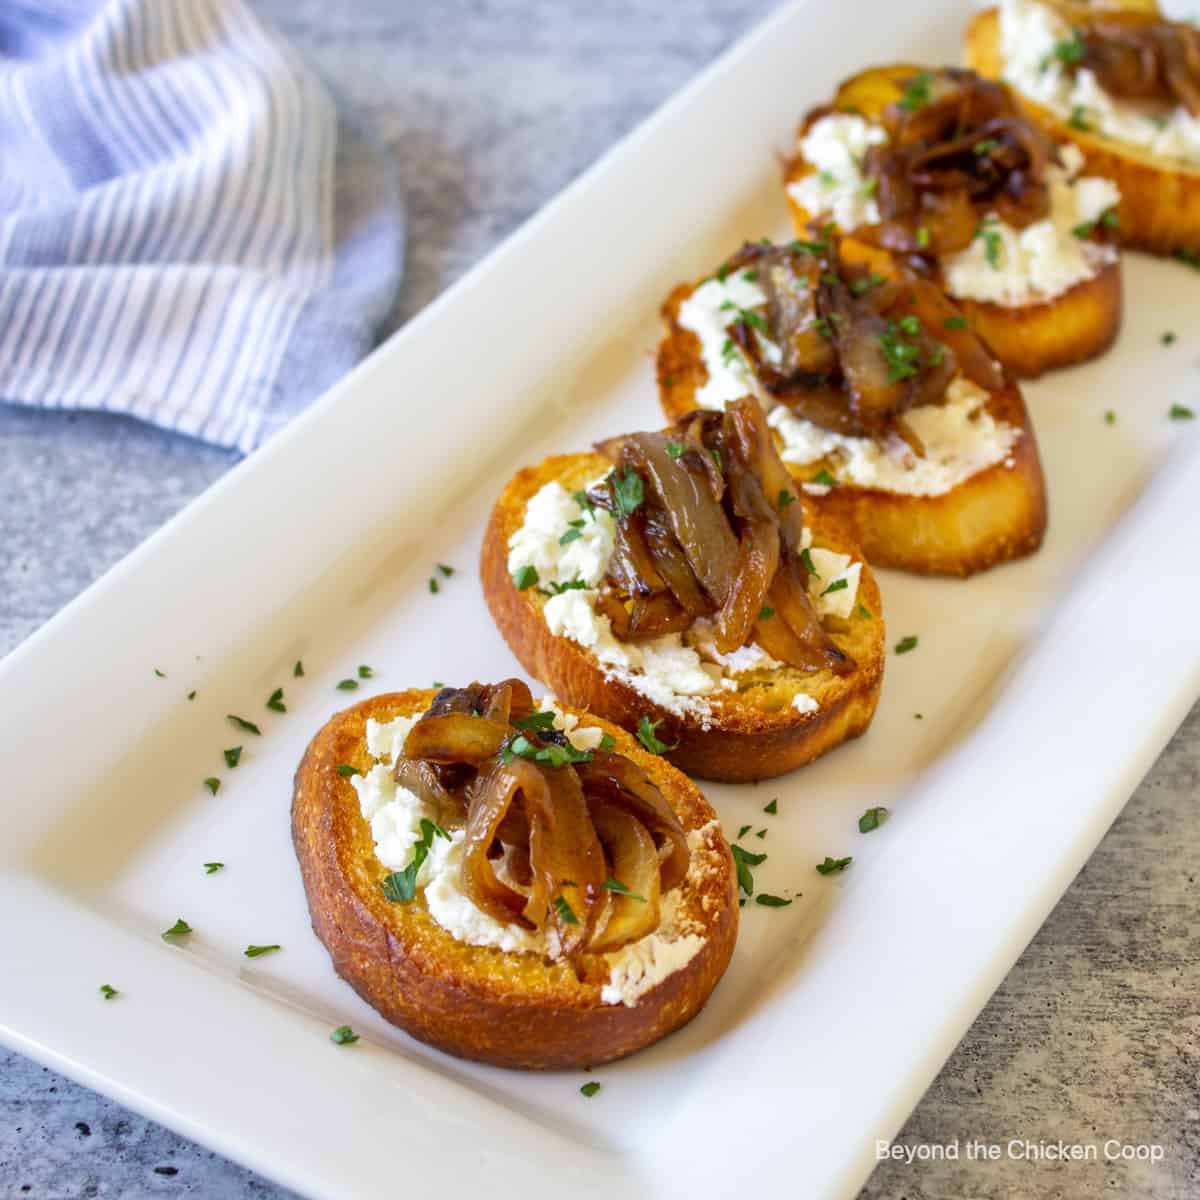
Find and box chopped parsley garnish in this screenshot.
[224,746,242,769]
[916,225,931,249]
[764,798,778,815]
[1104,410,1116,425]
[580,1081,601,1098]
[857,603,872,619]
[358,665,374,679]
[810,468,837,487]
[330,1025,359,1045]
[503,733,593,768]
[758,605,775,621]
[800,547,820,576]
[738,824,752,839]
[816,855,852,876]
[514,710,558,732]
[1162,332,1177,345]
[716,262,731,283]
[559,527,583,546]
[859,806,890,833]
[99,984,119,1000]
[667,441,687,460]
[898,71,932,112]
[204,862,224,874]
[788,234,829,256]
[894,635,919,655]
[821,578,848,597]
[819,169,836,186]
[598,733,616,752]
[636,715,676,755]
[756,894,792,908]
[973,138,1000,156]
[554,895,579,925]
[944,315,967,330]
[731,844,767,896]
[573,489,596,513]
[849,271,884,296]
[915,713,924,720]
[612,469,645,518]
[602,878,647,902]
[227,715,261,736]
[1169,404,1195,420]
[860,177,879,197]
[266,687,286,713]
[778,489,796,508]
[513,565,539,591]
[814,316,833,339]
[428,576,440,594]
[1073,209,1118,239]
[293,660,304,677]
[539,578,588,597]
[436,563,454,578]
[162,918,192,940]
[975,222,1003,269]
[1047,32,1084,68]
[244,944,281,958]
[1067,104,1090,131]
[203,777,220,795]
[187,690,196,700]
[335,763,361,777]
[721,337,741,367]
[336,679,359,691]
[879,319,933,383]
[154,668,166,678]
[1175,248,1200,270]
[755,828,766,839]
[380,819,450,903]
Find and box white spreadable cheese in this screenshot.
[353,711,717,1003]
[1000,0,1200,167]
[792,113,1120,306]
[509,480,862,718]
[787,113,887,230]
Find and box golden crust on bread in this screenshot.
[657,283,1047,577]
[292,690,738,1069]
[783,64,1124,377]
[480,455,885,783]
[966,6,1200,256]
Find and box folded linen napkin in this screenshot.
[0,0,403,451]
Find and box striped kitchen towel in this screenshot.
[0,0,403,452]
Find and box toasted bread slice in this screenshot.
[966,6,1200,256]
[293,689,738,1069]
[657,281,1048,578]
[783,65,1123,377]
[481,454,885,783]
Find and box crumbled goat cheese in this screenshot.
[787,113,888,230]
[677,273,1019,496]
[1000,0,1200,166]
[792,693,820,714]
[507,481,615,588]
[767,377,1019,498]
[792,112,1120,306]
[365,714,417,764]
[354,714,718,1001]
[512,481,860,718]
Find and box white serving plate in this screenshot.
[2,2,1199,1197]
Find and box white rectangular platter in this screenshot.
[2,2,1200,1198]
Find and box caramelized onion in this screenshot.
[588,803,662,953]
[403,712,510,763]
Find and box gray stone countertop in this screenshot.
[1,2,1197,1197]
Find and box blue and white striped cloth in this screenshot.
[0,0,403,451]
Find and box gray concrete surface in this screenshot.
[1,2,1197,1197]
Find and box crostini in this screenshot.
[481,397,886,783]
[967,1,1200,257]
[785,65,1123,376]
[293,680,738,1069]
[657,237,1047,577]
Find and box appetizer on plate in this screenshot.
[481,396,885,783]
[785,65,1123,376]
[657,237,1047,576]
[967,0,1200,256]
[293,680,737,1069]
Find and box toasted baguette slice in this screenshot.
[966,7,1200,256]
[481,454,885,783]
[783,65,1123,377]
[293,690,738,1070]
[658,280,1048,577]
